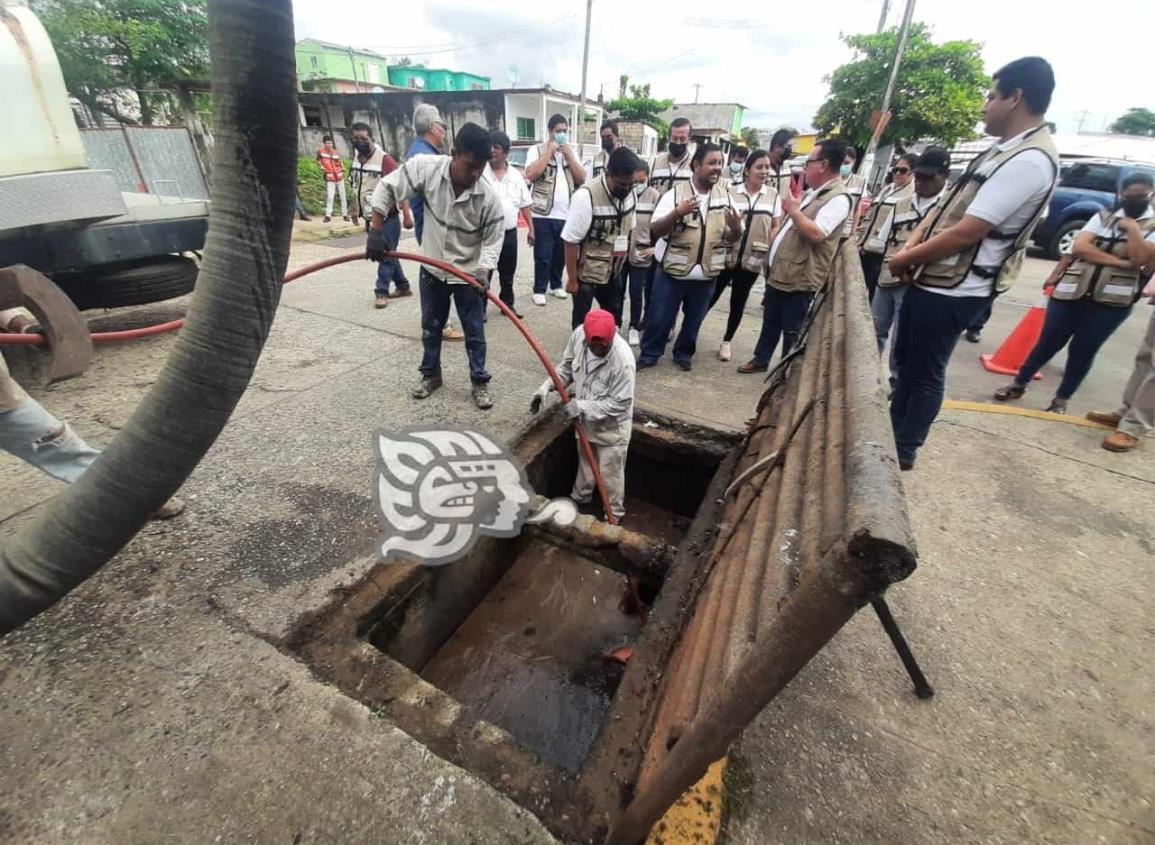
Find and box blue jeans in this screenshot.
[418,268,490,384]
[890,286,988,463]
[626,263,655,331]
[871,284,907,388]
[967,301,993,333]
[532,218,566,294]
[373,216,410,296]
[751,286,813,366]
[639,267,716,366]
[0,398,100,483]
[1015,296,1133,399]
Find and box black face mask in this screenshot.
[611,183,632,199]
[601,138,616,154]
[352,141,371,156]
[1121,197,1151,219]
[668,142,687,158]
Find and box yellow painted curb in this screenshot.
[941,400,1113,430]
[645,757,726,845]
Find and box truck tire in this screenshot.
[55,256,199,310]
[1047,219,1086,261]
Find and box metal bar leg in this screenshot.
[871,596,934,699]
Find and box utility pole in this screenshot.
[1075,110,1090,134]
[347,46,361,93]
[861,0,915,189]
[876,0,891,32]
[692,83,701,104]
[576,0,593,148]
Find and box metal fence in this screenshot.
[80,127,209,200]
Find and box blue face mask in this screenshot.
[839,164,852,178]
[554,131,568,145]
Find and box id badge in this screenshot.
[613,235,628,257]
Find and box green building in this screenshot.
[387,66,490,92]
[295,40,490,94]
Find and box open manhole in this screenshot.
[287,410,740,843]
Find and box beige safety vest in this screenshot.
[916,125,1059,293]
[767,179,849,293]
[842,173,867,238]
[530,145,574,215]
[878,192,941,289]
[767,162,793,200]
[858,181,914,254]
[727,182,779,273]
[575,177,637,285]
[661,179,731,280]
[1052,209,1155,307]
[629,185,661,268]
[650,147,695,195]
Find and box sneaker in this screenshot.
[412,376,442,399]
[1086,410,1122,427]
[964,329,981,343]
[323,215,332,223]
[472,383,494,410]
[636,360,657,371]
[532,293,547,306]
[1044,397,1067,414]
[390,288,414,299]
[151,496,185,520]
[718,341,732,361]
[1102,430,1140,452]
[443,326,465,342]
[374,295,389,309]
[550,287,569,299]
[737,360,768,374]
[628,328,640,347]
[675,359,692,372]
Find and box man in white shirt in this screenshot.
[483,130,534,318]
[887,56,1060,469]
[525,114,587,306]
[369,123,505,410]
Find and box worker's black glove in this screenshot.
[366,227,389,262]
[473,268,491,299]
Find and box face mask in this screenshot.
[601,138,616,154]
[729,162,743,176]
[611,183,632,200]
[554,132,568,145]
[782,147,793,161]
[1121,197,1151,219]
[668,142,687,158]
[634,183,647,196]
[353,141,371,156]
[839,164,852,178]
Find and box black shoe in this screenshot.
[636,360,657,370]
[412,376,442,399]
[472,383,494,410]
[675,359,692,372]
[964,329,981,343]
[898,459,915,471]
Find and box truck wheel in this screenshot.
[1047,220,1085,261]
[55,256,199,310]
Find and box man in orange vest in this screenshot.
[316,135,349,223]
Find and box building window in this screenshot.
[408,78,419,89]
[470,82,484,90]
[516,117,535,141]
[310,56,318,70]
[302,104,323,128]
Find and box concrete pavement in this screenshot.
[1,236,1152,843]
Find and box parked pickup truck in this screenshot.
[1032,158,1155,259]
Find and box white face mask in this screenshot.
[840,164,852,178]
[729,162,743,176]
[634,183,647,196]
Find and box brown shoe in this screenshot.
[443,326,465,342]
[374,295,389,309]
[737,360,768,374]
[390,288,414,298]
[1086,410,1122,427]
[1101,431,1140,453]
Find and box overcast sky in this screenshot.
[291,0,1154,136]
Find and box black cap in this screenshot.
[914,147,951,175]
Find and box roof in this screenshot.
[658,102,746,131]
[296,39,390,61]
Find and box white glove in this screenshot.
[563,400,582,420]
[529,383,551,414]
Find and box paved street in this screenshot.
[1,231,1152,843]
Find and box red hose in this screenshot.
[0,250,621,529]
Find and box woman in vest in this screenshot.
[525,114,586,305]
[624,161,661,347]
[708,149,781,362]
[994,173,1155,413]
[858,153,916,301]
[638,143,743,371]
[561,147,641,329]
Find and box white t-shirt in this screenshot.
[524,145,573,221]
[1080,206,1155,242]
[652,184,741,280]
[484,163,533,230]
[560,180,635,244]
[768,185,852,267]
[920,128,1057,298]
[876,190,942,248]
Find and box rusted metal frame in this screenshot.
[722,396,818,500]
[871,596,934,699]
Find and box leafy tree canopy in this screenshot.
[739,127,760,148]
[814,23,987,148]
[606,82,673,132]
[1109,107,1155,137]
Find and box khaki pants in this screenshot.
[572,438,628,520]
[1117,306,1155,436]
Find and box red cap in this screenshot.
[583,309,616,345]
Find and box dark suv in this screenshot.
[1033,159,1155,259]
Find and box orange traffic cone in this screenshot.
[979,289,1050,379]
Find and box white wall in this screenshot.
[504,94,544,143]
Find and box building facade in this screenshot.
[296,39,391,93]
[658,103,746,146]
[387,67,490,92]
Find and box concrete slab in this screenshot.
[2,241,1153,843]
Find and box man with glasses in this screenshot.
[857,153,917,301]
[738,139,851,374]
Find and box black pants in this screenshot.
[709,267,760,342]
[752,287,813,365]
[860,251,884,303]
[967,301,993,333]
[1015,296,1133,399]
[572,275,624,329]
[496,228,518,308]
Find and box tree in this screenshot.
[30,0,209,125]
[606,83,673,127]
[739,127,760,149]
[814,23,987,148]
[1110,108,1155,137]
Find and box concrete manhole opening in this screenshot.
[288,411,740,842]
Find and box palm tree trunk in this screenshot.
[0,0,298,636]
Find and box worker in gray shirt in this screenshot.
[369,123,505,409]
